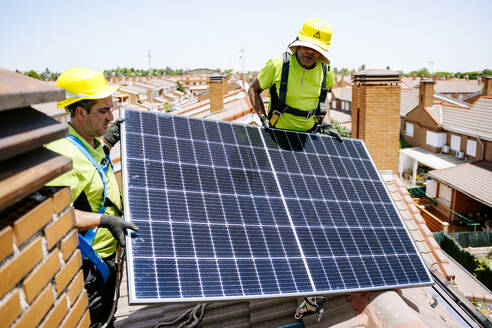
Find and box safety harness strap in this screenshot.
[314,63,329,124]
[278,52,290,112]
[282,106,316,118]
[66,135,113,281]
[66,135,112,214]
[78,234,110,282]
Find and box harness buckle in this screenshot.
[294,296,326,321]
[269,110,282,127]
[306,111,316,119]
[314,115,324,124]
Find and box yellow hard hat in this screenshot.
[289,18,332,64]
[56,67,119,108]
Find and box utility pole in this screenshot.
[239,48,245,89]
[148,49,152,75]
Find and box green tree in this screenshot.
[399,135,412,149]
[25,70,40,79]
[330,119,351,138]
[409,68,430,77]
[176,81,186,93]
[481,69,492,76]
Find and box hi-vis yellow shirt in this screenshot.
[258,53,335,132]
[46,125,121,258]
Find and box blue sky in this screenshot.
[1,0,490,73]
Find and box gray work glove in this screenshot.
[317,123,343,142]
[103,118,125,147]
[260,116,271,129]
[100,214,139,247]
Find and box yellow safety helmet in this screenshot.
[56,67,119,109]
[289,18,332,64]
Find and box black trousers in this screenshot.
[82,253,118,328]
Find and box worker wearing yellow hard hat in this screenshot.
[46,67,138,328]
[248,18,341,140]
[56,66,120,109]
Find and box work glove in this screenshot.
[100,214,139,247]
[103,118,125,147]
[317,123,343,142]
[260,116,271,129]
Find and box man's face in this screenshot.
[296,46,322,69]
[82,96,114,137]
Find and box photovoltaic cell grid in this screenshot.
[122,108,432,303]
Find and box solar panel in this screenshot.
[121,108,432,303]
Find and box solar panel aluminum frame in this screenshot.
[121,109,433,304]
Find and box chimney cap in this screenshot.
[353,69,400,78]
[420,79,436,84]
[352,69,400,83]
[210,75,224,82]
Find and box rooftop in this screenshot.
[399,147,467,171]
[428,161,492,208]
[441,97,492,141]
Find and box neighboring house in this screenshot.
[434,77,483,100]
[330,86,351,112]
[334,74,351,88]
[401,76,421,89]
[403,78,492,161]
[174,76,255,124]
[402,76,484,101]
[425,161,492,231]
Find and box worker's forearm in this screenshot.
[248,87,267,117]
[74,209,102,231]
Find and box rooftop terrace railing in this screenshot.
[409,187,481,231]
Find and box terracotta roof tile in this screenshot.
[429,160,492,207]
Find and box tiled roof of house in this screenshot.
[435,79,483,94]
[441,97,492,141]
[401,77,421,89]
[425,105,442,124]
[198,95,253,122]
[400,88,419,116]
[332,87,352,102]
[119,84,148,95]
[331,87,420,118]
[434,93,471,108]
[428,161,492,208]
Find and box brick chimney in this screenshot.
[0,69,90,327]
[351,69,401,171]
[484,76,492,97]
[209,75,225,112]
[419,79,435,109]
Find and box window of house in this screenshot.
[405,122,414,137]
[466,139,477,157]
[438,183,452,207]
[426,179,437,198]
[426,131,447,148]
[450,135,461,152]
